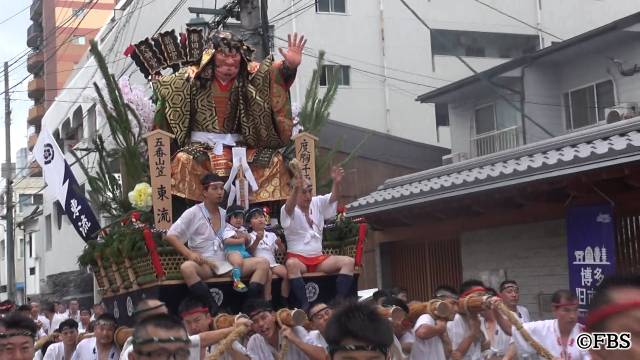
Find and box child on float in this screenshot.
[222,204,252,292]
[246,207,290,308]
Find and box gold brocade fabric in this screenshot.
[171,147,291,203]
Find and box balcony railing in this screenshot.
[30,0,42,21]
[27,77,44,100]
[27,51,43,74]
[27,104,45,126]
[27,23,43,49]
[471,126,521,157]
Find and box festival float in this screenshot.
[72,27,367,325]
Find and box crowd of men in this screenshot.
[0,274,637,359]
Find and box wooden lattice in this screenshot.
[131,256,156,285]
[158,249,187,280]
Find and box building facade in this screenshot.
[349,12,640,319]
[21,1,640,302]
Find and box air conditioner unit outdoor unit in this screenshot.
[442,152,468,165]
[604,103,637,124]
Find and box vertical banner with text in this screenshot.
[293,132,318,196]
[144,129,174,230]
[566,204,617,321]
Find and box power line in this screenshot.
[399,0,554,138]
[0,4,29,26]
[270,0,315,24]
[269,0,307,23]
[473,0,563,41]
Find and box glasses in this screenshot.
[134,348,190,360]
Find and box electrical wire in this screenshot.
[0,4,30,26]
[473,0,563,41]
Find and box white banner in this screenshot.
[33,129,70,210]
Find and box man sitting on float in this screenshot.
[166,173,271,315]
[281,166,355,311]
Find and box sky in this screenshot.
[0,1,31,179]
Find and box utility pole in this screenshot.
[239,0,268,60]
[3,62,16,302]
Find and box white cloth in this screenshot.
[246,326,311,360]
[250,231,280,267]
[411,314,446,360]
[447,314,482,360]
[280,194,337,257]
[35,315,49,338]
[43,342,74,360]
[67,311,80,323]
[167,204,233,275]
[223,225,247,242]
[51,313,69,333]
[190,132,242,155]
[120,334,200,360]
[305,330,328,350]
[511,319,590,360]
[71,337,120,360]
[488,305,531,356]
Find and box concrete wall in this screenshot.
[460,219,569,320]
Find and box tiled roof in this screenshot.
[347,119,640,216]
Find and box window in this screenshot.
[28,233,34,258]
[320,65,350,86]
[316,0,346,13]
[71,36,86,45]
[0,240,5,260]
[19,238,24,258]
[474,104,496,135]
[431,29,539,59]
[29,267,36,276]
[45,214,52,251]
[563,80,615,131]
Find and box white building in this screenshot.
[26,0,640,301]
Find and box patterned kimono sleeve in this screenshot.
[269,60,295,145]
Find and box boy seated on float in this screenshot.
[246,207,290,308]
[166,173,271,314]
[222,204,253,293]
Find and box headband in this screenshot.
[226,209,245,220]
[95,319,117,328]
[435,289,457,299]
[180,307,209,318]
[328,344,389,356]
[500,283,519,292]
[460,287,486,299]
[0,330,35,339]
[134,303,167,316]
[248,306,273,319]
[132,336,191,346]
[585,300,640,331]
[551,300,579,309]
[245,208,264,222]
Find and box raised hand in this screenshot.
[278,32,307,69]
[331,165,345,185]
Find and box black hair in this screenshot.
[41,340,55,357]
[485,287,498,297]
[372,289,391,302]
[96,313,117,326]
[3,312,38,337]
[200,173,226,188]
[459,279,486,295]
[133,314,187,346]
[58,319,79,332]
[177,296,207,316]
[245,207,265,223]
[134,300,167,322]
[551,289,577,305]
[434,285,458,298]
[17,304,32,312]
[588,274,640,331]
[226,204,245,220]
[381,297,409,314]
[42,302,55,314]
[390,287,408,296]
[499,280,519,292]
[80,308,92,315]
[324,301,394,356]
[242,299,273,317]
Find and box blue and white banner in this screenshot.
[566,204,617,320]
[34,130,100,242]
